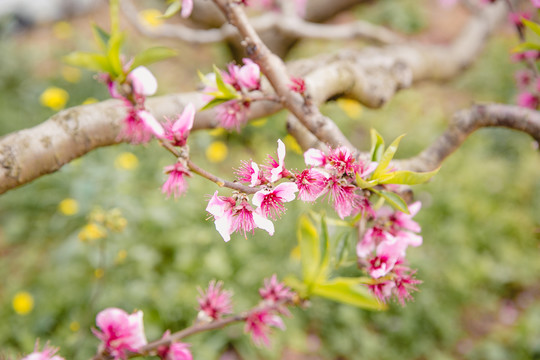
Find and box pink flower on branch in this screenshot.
[267,139,289,183]
[215,100,249,131]
[295,168,328,202]
[118,109,163,144]
[206,191,274,242]
[22,343,64,360]
[252,182,298,220]
[162,103,195,147]
[289,76,306,94]
[162,161,191,198]
[128,66,158,97]
[157,331,192,360]
[93,308,147,359]
[197,280,233,321]
[245,309,285,347]
[236,160,265,187]
[181,0,193,18]
[259,274,294,304]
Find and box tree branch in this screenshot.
[397,104,540,172]
[0,1,510,195]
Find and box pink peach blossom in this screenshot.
[252,182,298,220]
[93,308,147,359]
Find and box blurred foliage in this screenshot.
[1,2,540,360]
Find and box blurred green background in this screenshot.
[1,1,540,359]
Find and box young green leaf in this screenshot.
[107,32,126,79]
[370,129,385,162]
[319,214,330,280]
[372,189,410,214]
[130,47,177,70]
[311,277,386,310]
[63,52,112,73]
[355,172,377,189]
[213,65,237,98]
[92,24,110,52]
[162,0,182,18]
[523,18,540,37]
[297,215,321,288]
[333,231,350,269]
[378,167,440,185]
[512,42,540,53]
[200,98,230,111]
[372,134,405,179]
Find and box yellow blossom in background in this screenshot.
[114,152,139,170]
[94,268,105,279]
[69,321,80,332]
[206,141,228,163]
[250,118,267,127]
[78,223,107,242]
[52,21,73,39]
[290,245,301,261]
[209,128,226,137]
[82,97,99,105]
[40,87,69,111]
[284,134,303,155]
[139,9,164,27]
[58,198,79,216]
[61,66,81,83]
[115,249,128,264]
[337,98,363,119]
[12,291,34,315]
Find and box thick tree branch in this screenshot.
[397,104,540,172]
[0,1,510,194]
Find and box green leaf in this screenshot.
[372,134,405,179]
[373,189,410,214]
[63,52,112,73]
[213,65,237,98]
[130,47,177,70]
[107,31,125,79]
[512,42,540,53]
[333,231,350,269]
[162,0,182,18]
[379,167,440,185]
[312,277,386,310]
[284,275,307,297]
[92,24,110,52]
[297,215,321,287]
[370,129,385,162]
[200,98,230,111]
[355,172,377,189]
[523,18,540,37]
[110,0,120,35]
[319,214,330,280]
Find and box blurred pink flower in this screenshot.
[181,0,193,18]
[259,274,294,303]
[22,343,64,360]
[93,308,147,359]
[245,309,285,347]
[128,66,158,96]
[215,100,249,130]
[157,331,192,360]
[162,103,195,147]
[518,92,539,109]
[197,280,233,321]
[162,162,191,198]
